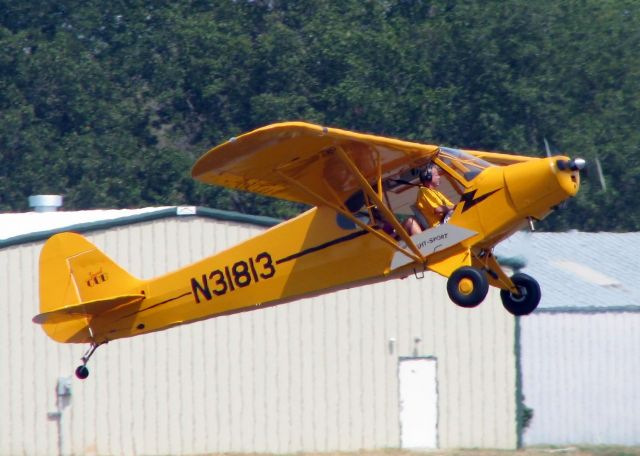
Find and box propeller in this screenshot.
[574,154,606,192]
[594,155,607,192]
[556,157,586,171]
[544,136,605,192]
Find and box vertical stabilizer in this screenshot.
[37,232,143,343]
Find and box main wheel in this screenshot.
[446,266,489,308]
[500,272,541,316]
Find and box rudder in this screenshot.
[37,232,143,343]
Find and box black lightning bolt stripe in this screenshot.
[276,229,369,264]
[460,188,501,213]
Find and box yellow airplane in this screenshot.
[33,122,584,379]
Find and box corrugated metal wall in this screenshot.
[520,311,640,445]
[1,216,517,455]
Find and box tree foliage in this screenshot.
[0,0,638,230]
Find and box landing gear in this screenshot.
[500,273,541,316]
[75,365,90,380]
[447,266,489,308]
[75,343,101,380]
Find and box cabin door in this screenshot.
[398,357,438,449]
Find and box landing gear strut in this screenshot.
[75,343,102,380]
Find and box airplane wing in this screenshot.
[192,122,440,207]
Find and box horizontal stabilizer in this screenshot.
[33,294,145,325]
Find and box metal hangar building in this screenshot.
[1,205,518,456]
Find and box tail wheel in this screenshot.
[75,365,90,380]
[74,342,100,380]
[446,266,489,308]
[500,273,541,316]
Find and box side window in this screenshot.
[433,160,467,204]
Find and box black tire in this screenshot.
[500,272,541,316]
[447,266,489,308]
[75,365,90,380]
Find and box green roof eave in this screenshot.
[0,206,282,249]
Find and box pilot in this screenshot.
[403,163,455,236]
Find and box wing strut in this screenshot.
[333,146,424,261]
[275,170,422,262]
[274,147,425,265]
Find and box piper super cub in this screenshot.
[33,122,585,378]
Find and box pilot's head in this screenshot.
[420,163,441,187]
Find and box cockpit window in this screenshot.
[438,147,492,181]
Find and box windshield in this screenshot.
[438,147,492,181]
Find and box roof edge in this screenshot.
[0,206,281,249]
[535,305,640,314]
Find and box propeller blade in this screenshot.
[595,156,607,192]
[543,137,552,157]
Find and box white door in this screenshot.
[399,357,438,449]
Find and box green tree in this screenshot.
[0,0,638,229]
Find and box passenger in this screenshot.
[403,164,455,236]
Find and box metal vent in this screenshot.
[28,195,63,213]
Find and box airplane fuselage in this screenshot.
[44,156,580,345]
[85,206,396,344]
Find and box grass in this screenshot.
[214,449,640,456]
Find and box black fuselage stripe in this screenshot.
[117,292,192,320]
[117,230,370,321]
[276,230,369,264]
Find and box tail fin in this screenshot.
[34,232,145,343]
